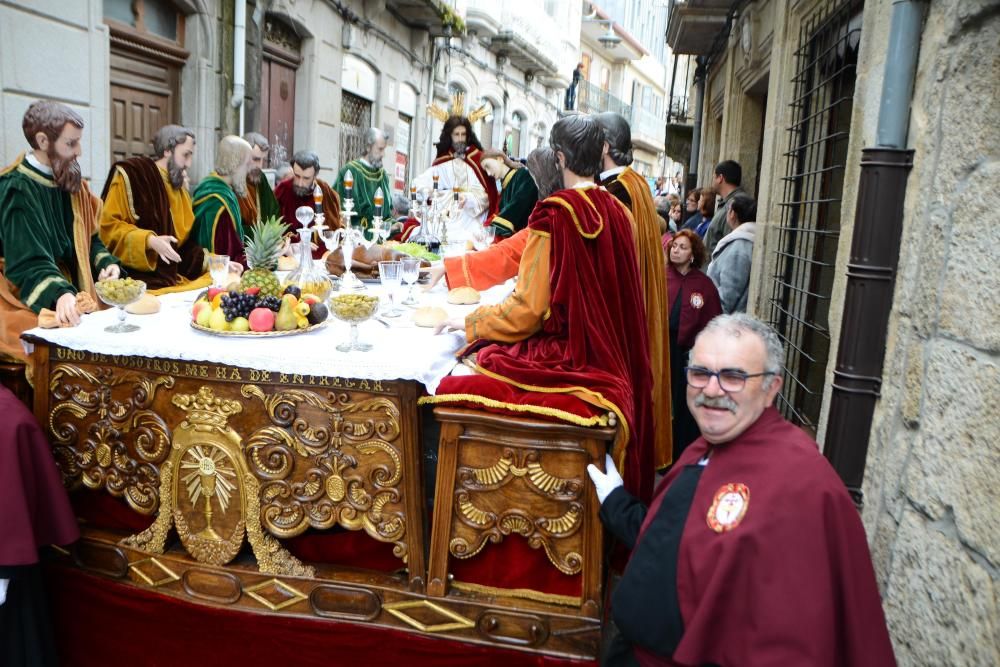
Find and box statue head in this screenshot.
[549,115,604,183]
[153,125,196,189]
[243,132,270,181]
[215,135,253,197]
[525,147,563,199]
[289,150,321,197]
[22,100,85,193]
[593,112,633,168]
[363,128,388,168]
[435,116,483,159]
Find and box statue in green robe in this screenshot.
[334,128,392,233]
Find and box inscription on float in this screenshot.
[54,348,385,392]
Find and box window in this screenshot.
[340,91,373,170]
[766,0,863,435]
[478,99,496,149]
[103,0,182,43]
[509,113,525,157]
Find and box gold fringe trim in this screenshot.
[16,162,57,188]
[417,393,610,429]
[491,216,514,231]
[547,195,603,239]
[451,580,581,607]
[116,166,140,222]
[501,169,516,189]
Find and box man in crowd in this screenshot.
[273,150,341,258]
[430,115,654,504]
[237,132,280,226]
[192,136,253,267]
[100,125,208,292]
[335,127,392,230]
[594,111,672,475]
[0,101,121,366]
[702,159,746,259]
[588,313,897,666]
[412,113,498,245]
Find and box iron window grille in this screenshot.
[766,0,863,435]
[340,91,373,168]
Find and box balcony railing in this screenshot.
[576,80,631,117]
[667,95,691,124]
[629,106,665,150]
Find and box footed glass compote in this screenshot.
[400,258,420,306]
[95,278,147,333]
[323,225,375,292]
[329,293,380,352]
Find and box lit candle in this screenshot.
[313,184,323,213]
[452,188,460,202]
[374,187,384,209]
[432,173,439,190]
[344,169,354,198]
[410,184,417,201]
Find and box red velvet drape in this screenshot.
[46,565,596,667]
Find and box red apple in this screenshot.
[248,307,275,332]
[302,293,321,306]
[207,287,226,300]
[191,300,210,322]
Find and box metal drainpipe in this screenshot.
[823,0,928,508]
[686,56,705,192]
[231,0,247,136]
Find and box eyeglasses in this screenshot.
[685,366,775,393]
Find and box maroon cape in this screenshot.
[273,178,342,259]
[630,407,896,666]
[436,186,655,502]
[432,148,500,220]
[665,264,722,349]
[0,386,78,565]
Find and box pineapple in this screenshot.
[241,215,287,298]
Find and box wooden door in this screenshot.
[261,58,296,162]
[110,84,170,162]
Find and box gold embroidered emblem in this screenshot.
[707,483,749,533]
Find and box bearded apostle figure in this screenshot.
[411,96,499,246]
[0,100,121,366]
[191,136,253,268]
[237,132,280,226]
[428,114,655,504]
[273,150,342,258]
[334,127,392,231]
[99,125,209,293]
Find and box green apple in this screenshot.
[230,316,250,332]
[196,304,213,327]
[208,307,229,331]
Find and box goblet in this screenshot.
[473,225,496,251]
[378,261,403,317]
[400,258,420,306]
[207,254,230,288]
[95,278,147,333]
[329,293,380,352]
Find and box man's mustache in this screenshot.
[694,394,738,413]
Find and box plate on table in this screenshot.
[190,320,330,337]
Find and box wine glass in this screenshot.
[330,293,380,352]
[207,254,230,288]
[95,278,147,333]
[378,260,403,317]
[401,258,420,306]
[473,226,496,251]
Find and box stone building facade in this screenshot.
[669,0,999,662]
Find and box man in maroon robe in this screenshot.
[588,313,896,666]
[272,150,341,259]
[0,385,79,666]
[428,114,654,503]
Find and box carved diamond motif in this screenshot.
[243,578,308,611]
[383,600,475,633]
[129,557,180,587]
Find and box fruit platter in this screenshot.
[190,216,329,336]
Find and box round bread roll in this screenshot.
[277,255,298,271]
[447,286,480,305]
[413,306,449,328]
[125,293,160,314]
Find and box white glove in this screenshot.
[586,453,624,505]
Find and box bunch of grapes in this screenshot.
[220,291,257,321]
[256,295,282,312]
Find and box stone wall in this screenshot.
[862,1,1000,664]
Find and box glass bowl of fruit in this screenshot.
[329,293,380,352]
[95,278,147,333]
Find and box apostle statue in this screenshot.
[273,150,341,258]
[430,115,655,503]
[0,101,121,366]
[192,136,253,267]
[99,125,208,293]
[479,148,538,238]
[237,132,280,226]
[334,127,392,230]
[411,95,499,245]
[594,111,673,472]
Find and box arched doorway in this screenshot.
[341,55,378,166]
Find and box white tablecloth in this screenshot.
[22,279,512,394]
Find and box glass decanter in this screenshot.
[283,225,331,301]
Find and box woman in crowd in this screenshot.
[707,192,757,313]
[681,187,702,226]
[666,229,722,454]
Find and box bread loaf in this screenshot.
[125,293,161,314]
[412,306,449,328]
[446,286,480,305]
